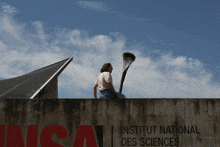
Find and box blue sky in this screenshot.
[0,0,220,98]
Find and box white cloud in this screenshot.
[0,4,220,98]
[76,1,109,12]
[2,3,18,14]
[118,13,146,21]
[32,21,48,45]
[76,1,145,21]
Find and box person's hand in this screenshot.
[117,95,124,99]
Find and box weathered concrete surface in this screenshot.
[0,99,219,147]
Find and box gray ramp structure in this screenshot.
[0,57,73,99]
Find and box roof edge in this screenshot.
[30,57,73,99]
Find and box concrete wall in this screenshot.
[0,99,219,147]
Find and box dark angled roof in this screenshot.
[0,57,73,99]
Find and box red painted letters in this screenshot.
[40,125,67,147]
[73,125,97,147]
[0,125,5,147]
[0,125,98,147]
[26,125,38,147]
[6,125,24,147]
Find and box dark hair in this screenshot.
[100,63,112,73]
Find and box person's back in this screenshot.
[96,72,113,91]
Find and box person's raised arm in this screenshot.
[93,84,98,99]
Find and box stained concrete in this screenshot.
[0,99,219,147]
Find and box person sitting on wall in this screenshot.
[93,63,126,99]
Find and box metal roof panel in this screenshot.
[0,57,73,99]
